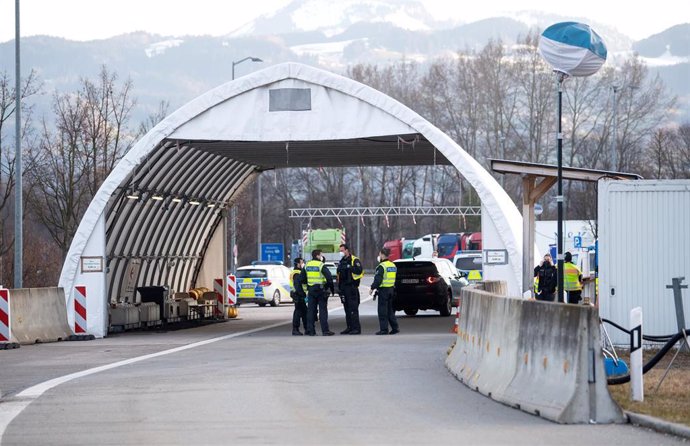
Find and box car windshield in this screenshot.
[437,242,456,256]
[235,269,268,278]
[455,257,482,271]
[395,261,437,275]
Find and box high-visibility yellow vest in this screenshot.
[379,260,397,288]
[291,269,308,293]
[563,262,582,291]
[351,255,364,281]
[305,260,326,286]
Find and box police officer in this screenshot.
[563,251,583,304]
[301,249,335,336]
[369,247,399,335]
[291,257,308,335]
[337,243,363,335]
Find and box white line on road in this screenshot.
[0,297,372,443]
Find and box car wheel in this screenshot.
[270,290,281,307]
[258,302,267,307]
[404,308,418,316]
[439,291,452,317]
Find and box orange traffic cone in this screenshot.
[451,303,460,333]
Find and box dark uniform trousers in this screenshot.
[341,283,361,331]
[292,295,307,331]
[377,287,398,332]
[307,286,329,334]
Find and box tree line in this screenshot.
[1,32,688,285]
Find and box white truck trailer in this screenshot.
[598,179,690,345]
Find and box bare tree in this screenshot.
[0,69,41,284]
[26,69,137,257]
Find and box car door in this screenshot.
[442,261,465,298]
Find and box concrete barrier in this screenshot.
[477,280,508,296]
[9,287,74,344]
[446,287,624,424]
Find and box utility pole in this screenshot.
[611,85,620,171]
[14,0,22,288]
[230,56,263,265]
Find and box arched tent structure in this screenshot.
[59,62,523,337]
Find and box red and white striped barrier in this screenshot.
[0,288,10,342]
[227,274,237,305]
[74,285,87,334]
[214,278,224,317]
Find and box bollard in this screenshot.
[227,274,237,306]
[0,288,20,348]
[74,285,87,333]
[630,307,643,402]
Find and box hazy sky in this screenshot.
[1,0,688,43]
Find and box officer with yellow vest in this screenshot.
[369,247,399,335]
[337,243,364,335]
[563,251,583,304]
[291,257,308,336]
[300,249,335,336]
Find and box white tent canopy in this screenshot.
[59,62,523,337]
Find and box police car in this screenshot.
[235,264,293,307]
[453,251,483,282]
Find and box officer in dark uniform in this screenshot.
[300,249,335,336]
[337,243,363,335]
[291,257,308,335]
[369,247,399,335]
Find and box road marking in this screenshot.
[0,295,372,442]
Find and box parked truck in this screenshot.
[302,228,346,262]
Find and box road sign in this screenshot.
[574,235,582,248]
[261,243,284,263]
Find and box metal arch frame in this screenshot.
[105,138,257,300]
[288,206,482,218]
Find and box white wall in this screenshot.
[197,220,225,290]
[599,179,690,344]
[535,220,596,258]
[482,203,521,296]
[69,211,107,338]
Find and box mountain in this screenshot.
[230,0,442,37]
[634,24,690,58]
[0,1,688,123]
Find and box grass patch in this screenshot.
[608,349,690,427]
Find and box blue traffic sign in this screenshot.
[261,243,284,262]
[573,235,582,249]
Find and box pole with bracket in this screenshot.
[666,277,689,352]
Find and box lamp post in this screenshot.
[538,22,607,303]
[14,0,22,288]
[231,57,262,81]
[611,85,620,171]
[230,56,262,264]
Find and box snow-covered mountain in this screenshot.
[230,0,442,37]
[0,1,687,123]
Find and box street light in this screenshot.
[229,56,262,267]
[231,57,263,81]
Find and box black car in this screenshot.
[393,258,468,316]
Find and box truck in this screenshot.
[598,179,690,345]
[383,239,405,261]
[302,228,346,262]
[437,233,463,260]
[412,234,438,258]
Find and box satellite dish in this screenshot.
[538,22,607,77]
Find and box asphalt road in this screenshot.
[0,288,686,445]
